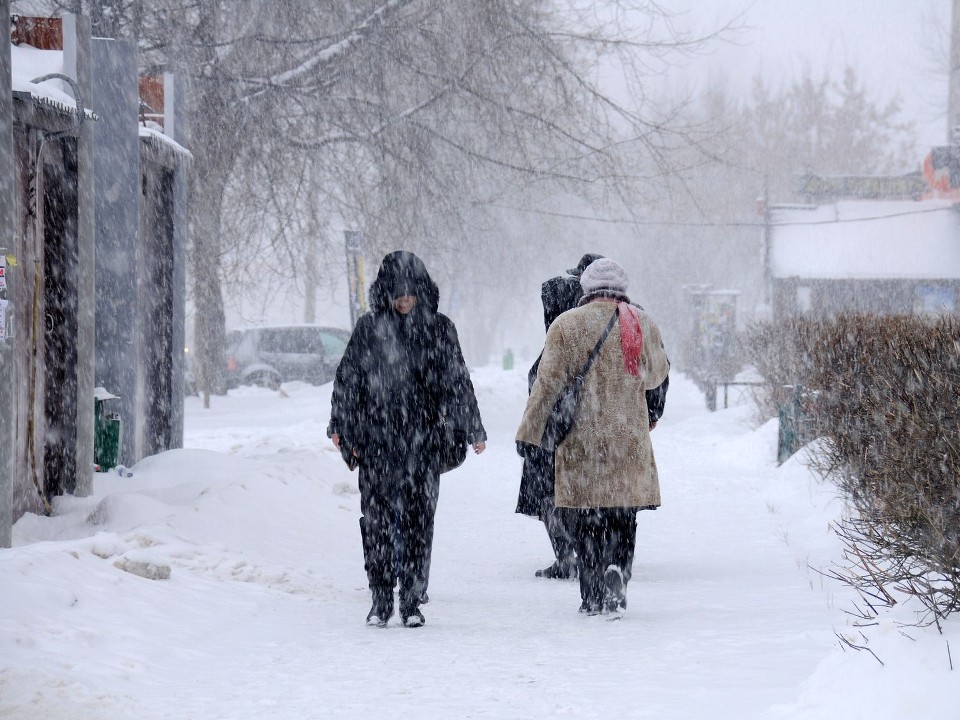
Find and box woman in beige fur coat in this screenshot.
[516,258,670,618]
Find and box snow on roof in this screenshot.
[93,386,120,401]
[10,42,96,119]
[139,123,192,162]
[769,199,960,280]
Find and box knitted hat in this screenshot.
[579,258,628,296]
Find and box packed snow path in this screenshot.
[2,367,850,719]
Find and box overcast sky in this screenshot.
[662,0,951,154]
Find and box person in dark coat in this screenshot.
[516,253,603,579]
[516,254,669,581]
[328,251,486,628]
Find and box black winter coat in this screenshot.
[515,274,583,516]
[328,251,486,469]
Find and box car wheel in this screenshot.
[306,369,329,386]
[248,371,281,391]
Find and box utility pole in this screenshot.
[949,0,960,141]
[0,0,13,547]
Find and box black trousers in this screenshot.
[540,495,577,567]
[562,508,638,610]
[358,454,440,610]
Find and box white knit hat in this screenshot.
[579,258,628,295]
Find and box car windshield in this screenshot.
[259,328,322,354]
[318,332,347,357]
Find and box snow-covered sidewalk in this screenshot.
[1,367,956,719]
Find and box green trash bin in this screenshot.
[777,384,814,464]
[502,348,514,371]
[94,387,122,471]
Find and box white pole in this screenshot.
[949,0,960,142]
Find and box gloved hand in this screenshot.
[339,442,359,471]
[517,440,537,458]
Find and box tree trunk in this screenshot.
[304,232,317,324]
[190,174,227,407]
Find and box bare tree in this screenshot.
[619,64,920,350]
[25,0,726,392]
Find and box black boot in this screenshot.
[600,509,636,619]
[575,511,604,615]
[536,500,578,579]
[366,586,394,628]
[400,600,425,628]
[399,577,426,628]
[602,566,626,619]
[536,560,577,579]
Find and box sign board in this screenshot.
[344,231,367,329]
[0,255,7,340]
[686,288,740,383]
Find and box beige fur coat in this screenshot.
[516,300,670,509]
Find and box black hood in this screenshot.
[368,251,440,314]
[567,253,604,277]
[541,275,581,331]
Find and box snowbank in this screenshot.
[0,371,955,719]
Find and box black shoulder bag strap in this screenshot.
[578,306,619,378]
[541,307,619,452]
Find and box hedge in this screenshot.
[745,315,960,625]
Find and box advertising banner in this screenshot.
[344,231,367,329]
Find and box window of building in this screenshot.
[914,285,956,315]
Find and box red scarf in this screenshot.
[618,302,643,376]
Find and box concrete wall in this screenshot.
[167,73,188,451]
[94,43,190,465]
[92,37,140,466]
[2,14,188,536]
[0,0,14,546]
[62,13,94,497]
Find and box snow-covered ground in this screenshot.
[1,367,957,719]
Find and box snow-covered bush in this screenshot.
[746,314,960,625]
[740,319,820,421]
[807,314,960,625]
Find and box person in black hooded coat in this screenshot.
[328,251,486,628]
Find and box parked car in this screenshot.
[224,324,351,390]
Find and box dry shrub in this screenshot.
[745,314,960,625]
[741,318,821,420]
